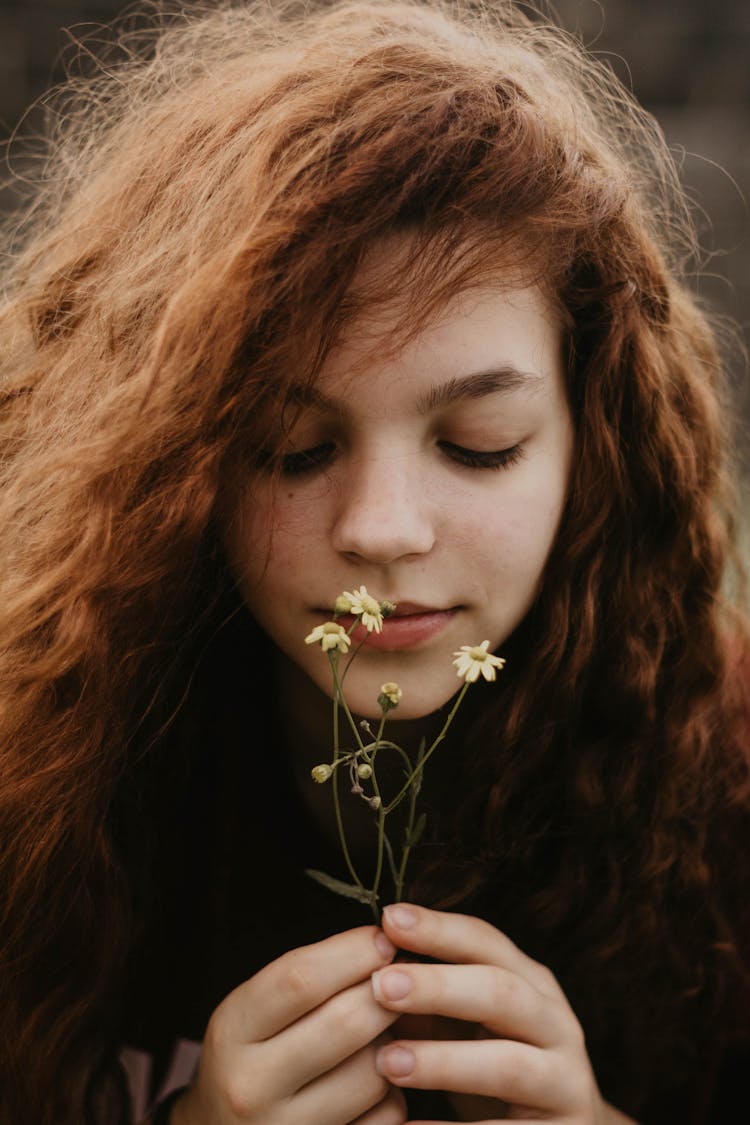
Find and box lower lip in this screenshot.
[335,610,458,651]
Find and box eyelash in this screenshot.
[278,443,336,475]
[437,441,525,471]
[268,440,525,477]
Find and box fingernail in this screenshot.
[375,1044,415,1078]
[373,929,397,959]
[383,903,417,929]
[372,968,412,1002]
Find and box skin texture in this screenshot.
[373,903,638,1124]
[169,905,638,1125]
[223,255,574,723]
[172,926,408,1125]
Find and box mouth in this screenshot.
[314,602,462,652]
[387,601,439,617]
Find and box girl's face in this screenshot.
[224,253,573,720]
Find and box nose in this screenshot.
[330,448,435,564]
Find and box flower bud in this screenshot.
[378,681,402,712]
[311,763,333,783]
[356,762,373,779]
[333,594,353,615]
[368,796,382,811]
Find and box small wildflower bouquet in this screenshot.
[304,586,505,921]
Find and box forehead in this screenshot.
[315,273,563,408]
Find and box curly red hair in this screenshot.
[0,1,748,1120]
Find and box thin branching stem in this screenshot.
[395,738,426,902]
[385,681,470,814]
[329,653,364,890]
[331,658,367,750]
[370,771,386,918]
[309,603,499,917]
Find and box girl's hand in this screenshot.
[372,903,637,1124]
[172,925,408,1125]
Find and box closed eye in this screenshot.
[260,439,524,475]
[439,441,525,470]
[278,442,336,476]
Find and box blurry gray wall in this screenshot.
[1,1,748,532]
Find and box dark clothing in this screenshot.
[119,608,457,1121]
[118,607,749,1124]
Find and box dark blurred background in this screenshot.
[1,0,748,537]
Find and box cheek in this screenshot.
[226,487,320,584]
[456,476,567,581]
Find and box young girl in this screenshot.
[1,1,748,1122]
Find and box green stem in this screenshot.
[368,739,412,773]
[329,653,363,890]
[385,681,470,814]
[383,831,399,886]
[370,769,386,919]
[394,737,425,903]
[331,658,367,750]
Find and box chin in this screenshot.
[349,685,463,724]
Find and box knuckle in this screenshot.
[505,1039,544,1090]
[203,1004,234,1054]
[280,949,318,1006]
[489,967,523,1012]
[223,1071,258,1117]
[567,1013,587,1051]
[536,962,561,995]
[333,986,377,1040]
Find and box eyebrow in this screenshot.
[416,365,544,413]
[287,365,544,416]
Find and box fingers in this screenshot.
[269,978,400,1090]
[371,962,571,1047]
[293,1039,396,1125]
[373,905,597,1121]
[213,925,396,1042]
[381,903,561,999]
[375,1037,564,1111]
[350,1086,408,1124]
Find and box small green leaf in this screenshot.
[305,868,377,905]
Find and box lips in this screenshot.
[325,605,460,652]
[387,602,437,617]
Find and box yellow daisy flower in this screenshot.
[305,621,352,653]
[452,640,506,683]
[341,585,384,633]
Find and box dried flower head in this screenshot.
[452,640,506,683]
[378,682,402,712]
[311,763,333,783]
